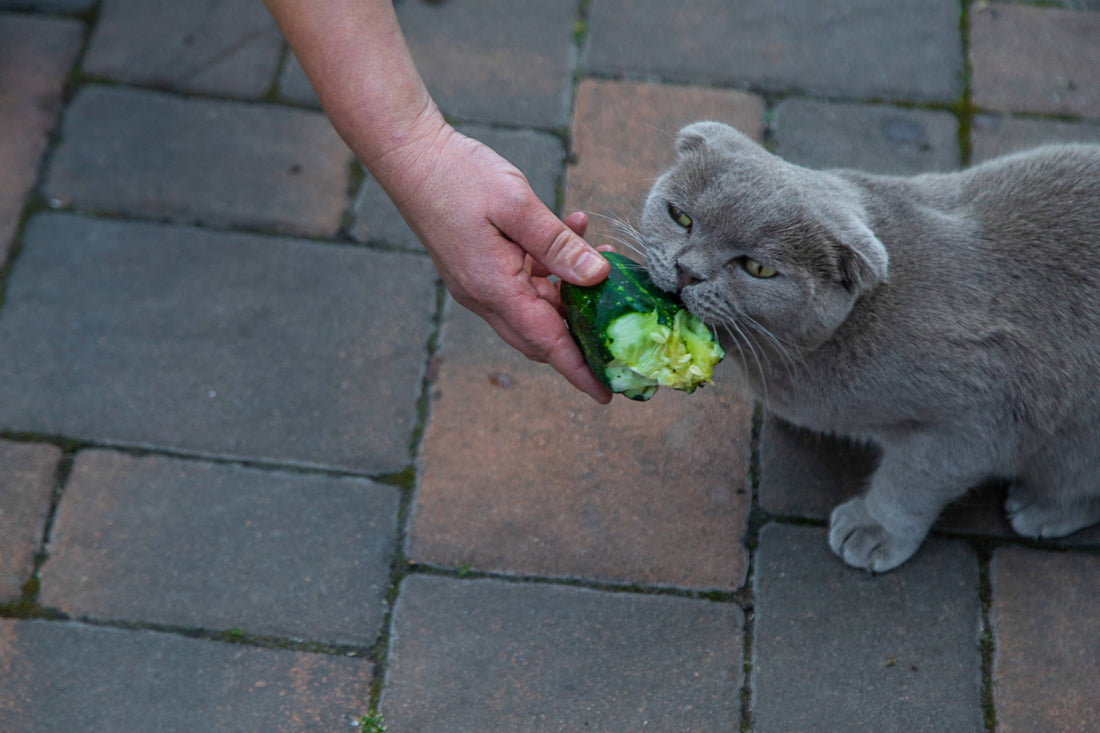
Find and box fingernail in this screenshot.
[574,251,604,280]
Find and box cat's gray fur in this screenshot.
[641,121,1100,572]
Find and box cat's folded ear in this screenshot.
[837,217,889,293]
[675,121,740,157]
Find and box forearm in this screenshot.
[263,0,448,181]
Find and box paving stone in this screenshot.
[585,0,962,103]
[992,548,1100,733]
[0,13,83,261]
[0,213,437,474]
[277,51,319,107]
[751,523,983,732]
[411,300,751,590]
[0,1,93,9]
[38,450,398,645]
[0,441,60,604]
[969,3,1100,117]
[351,124,565,249]
[395,0,579,129]
[44,85,352,236]
[772,99,961,174]
[0,619,373,731]
[971,114,1100,163]
[564,79,764,248]
[83,0,284,99]
[381,575,743,731]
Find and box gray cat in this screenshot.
[639,121,1100,572]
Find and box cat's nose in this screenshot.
[677,263,704,290]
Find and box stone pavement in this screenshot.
[1,0,1098,730]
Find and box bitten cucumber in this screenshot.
[561,252,724,401]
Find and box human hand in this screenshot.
[378,121,613,403]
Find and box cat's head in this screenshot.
[641,121,889,352]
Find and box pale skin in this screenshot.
[263,0,613,402]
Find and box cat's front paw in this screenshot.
[828,497,923,573]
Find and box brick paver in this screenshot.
[381,575,743,731]
[0,441,59,604]
[772,99,960,174]
[584,0,962,103]
[0,13,82,260]
[970,3,1100,118]
[0,214,437,474]
[992,548,1100,733]
[1,1,1098,729]
[565,79,764,247]
[83,0,283,99]
[411,302,751,590]
[45,86,352,236]
[38,450,398,645]
[752,524,984,732]
[0,619,373,731]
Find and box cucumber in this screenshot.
[561,252,724,401]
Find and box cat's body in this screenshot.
[641,121,1100,571]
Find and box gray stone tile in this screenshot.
[751,524,984,732]
[969,3,1100,117]
[381,575,743,732]
[772,99,961,174]
[411,300,752,591]
[0,619,373,732]
[971,114,1100,163]
[396,0,579,128]
[83,0,284,99]
[45,85,351,237]
[585,0,963,103]
[351,124,565,249]
[0,13,83,261]
[38,451,398,645]
[992,548,1100,732]
[0,213,438,474]
[0,441,60,604]
[0,1,93,9]
[277,51,319,107]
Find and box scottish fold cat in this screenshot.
[640,121,1100,571]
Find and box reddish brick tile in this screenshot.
[0,441,60,604]
[969,3,1100,117]
[411,300,752,591]
[0,14,82,260]
[0,619,373,730]
[83,0,284,99]
[564,79,764,248]
[992,548,1100,732]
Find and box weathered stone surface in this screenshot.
[992,548,1100,733]
[38,451,398,645]
[971,115,1100,163]
[351,124,565,249]
[0,214,438,474]
[381,575,743,731]
[396,0,579,128]
[564,79,764,247]
[0,441,60,604]
[773,99,960,173]
[752,524,984,732]
[970,3,1100,117]
[45,86,351,236]
[83,0,284,98]
[0,619,373,731]
[411,300,751,590]
[585,0,963,103]
[0,13,82,260]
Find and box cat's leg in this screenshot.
[1006,446,1100,538]
[828,430,991,572]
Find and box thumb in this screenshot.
[498,194,609,286]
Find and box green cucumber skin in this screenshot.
[561,252,683,398]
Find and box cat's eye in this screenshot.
[741,257,778,279]
[667,203,693,230]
